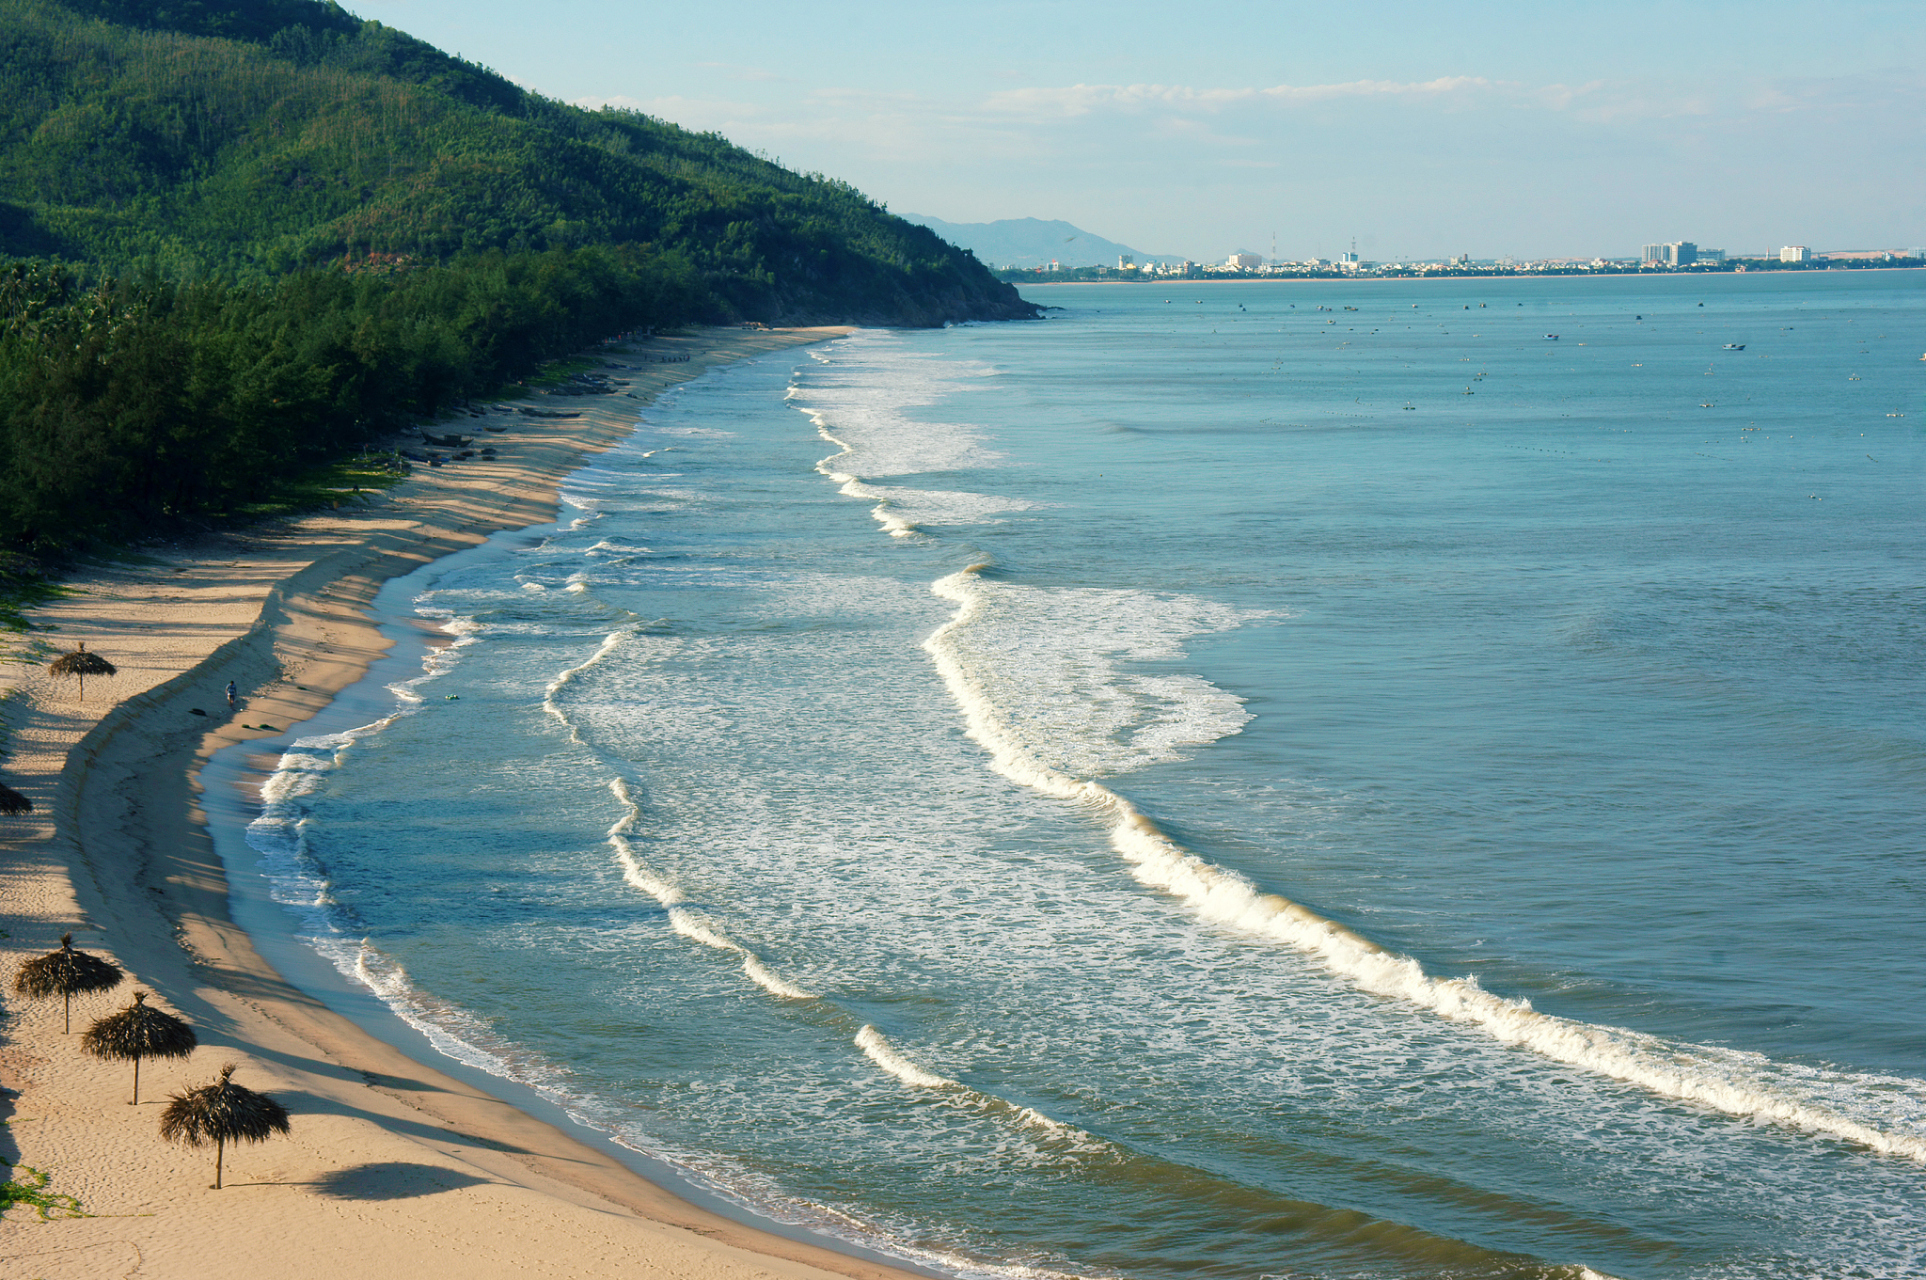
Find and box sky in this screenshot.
[357,0,1925,262]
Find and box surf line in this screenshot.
[786,392,921,539]
[543,638,813,1002]
[604,779,814,1000]
[607,773,1108,1152]
[853,1026,1100,1148]
[541,628,630,745]
[925,561,1926,1164]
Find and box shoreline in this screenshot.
[1008,263,1926,286]
[0,325,948,1280]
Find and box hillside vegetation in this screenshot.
[0,0,1027,325]
[0,0,1031,547]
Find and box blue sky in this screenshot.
[359,0,1924,261]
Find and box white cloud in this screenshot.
[983,76,1503,117]
[976,71,1926,127]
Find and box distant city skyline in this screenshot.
[359,0,1924,262]
[894,215,1920,275]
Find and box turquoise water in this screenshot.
[247,273,1925,1279]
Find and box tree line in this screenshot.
[0,0,1035,549]
[0,246,702,546]
[0,0,1028,326]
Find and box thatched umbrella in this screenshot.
[82,990,198,1105]
[0,781,31,815]
[160,1063,291,1189]
[13,932,124,1032]
[47,641,117,702]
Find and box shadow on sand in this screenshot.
[308,1160,495,1200]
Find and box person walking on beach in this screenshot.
[225,681,237,711]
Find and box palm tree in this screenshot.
[47,641,117,702]
[82,991,198,1105]
[160,1064,291,1190]
[13,932,124,1032]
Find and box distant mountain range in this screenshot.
[899,215,1184,269]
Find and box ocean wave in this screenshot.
[788,332,1001,479]
[816,468,1036,538]
[931,570,1257,778]
[856,1023,952,1088]
[541,630,630,742]
[605,779,813,1000]
[854,1026,1112,1158]
[924,561,1926,1164]
[586,538,651,556]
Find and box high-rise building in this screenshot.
[1780,245,1813,263]
[1640,242,1702,267]
[1643,241,1698,267]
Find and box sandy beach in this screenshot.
[0,325,943,1280]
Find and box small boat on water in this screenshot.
[1723,343,1745,350]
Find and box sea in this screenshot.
[218,271,1926,1280]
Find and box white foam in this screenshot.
[856,1025,953,1089]
[669,909,742,954]
[850,1025,1114,1161]
[823,471,1035,538]
[824,471,921,537]
[930,571,1256,778]
[740,954,816,1001]
[347,943,574,1093]
[243,729,583,1107]
[789,347,999,479]
[924,561,1926,1164]
[381,604,484,703]
[542,631,629,741]
[605,779,813,1000]
[789,337,1038,539]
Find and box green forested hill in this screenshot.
[0,0,1030,326]
[0,0,1034,548]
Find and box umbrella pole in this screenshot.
[213,1135,224,1190]
[131,1054,140,1106]
[64,989,71,1034]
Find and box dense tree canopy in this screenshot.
[0,0,1028,324]
[0,249,706,543]
[0,0,1032,546]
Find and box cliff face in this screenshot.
[0,0,1037,326]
